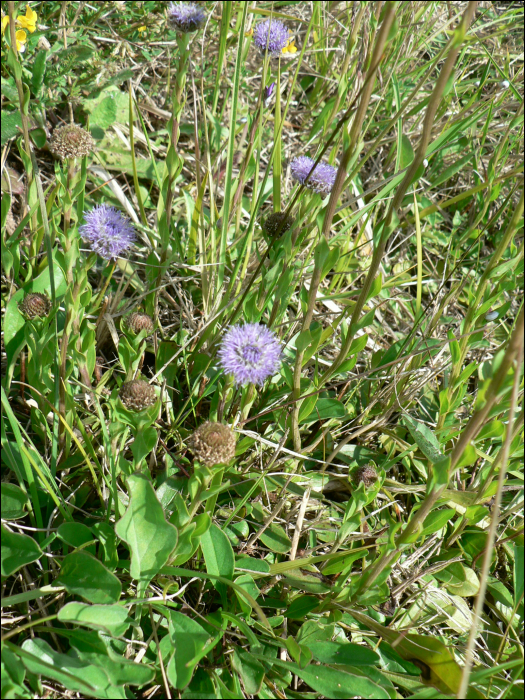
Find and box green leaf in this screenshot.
[285,637,312,668]
[301,397,347,425]
[166,611,214,690]
[399,134,414,170]
[115,473,178,593]
[232,648,265,695]
[514,545,524,607]
[1,483,29,519]
[420,508,455,538]
[233,574,260,615]
[448,330,461,365]
[285,595,319,619]
[235,556,270,574]
[259,523,292,553]
[31,50,47,95]
[1,110,23,145]
[306,640,380,666]
[1,525,42,576]
[57,602,131,637]
[56,550,122,604]
[253,654,391,698]
[57,522,96,556]
[200,523,234,598]
[404,415,443,463]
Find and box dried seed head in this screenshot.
[125,312,155,336]
[353,464,378,488]
[19,292,51,319]
[189,421,236,466]
[119,380,158,411]
[49,124,95,160]
[262,211,295,237]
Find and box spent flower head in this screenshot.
[19,292,51,319]
[290,155,338,196]
[190,422,236,466]
[79,204,136,261]
[119,380,158,412]
[353,464,378,488]
[218,323,282,386]
[262,211,295,238]
[168,2,206,32]
[125,311,155,336]
[253,18,290,57]
[49,124,95,160]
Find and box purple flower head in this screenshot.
[218,323,282,386]
[168,2,206,32]
[79,204,136,260]
[290,155,338,196]
[253,19,289,57]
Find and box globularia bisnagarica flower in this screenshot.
[119,380,158,411]
[125,312,155,336]
[168,2,206,32]
[290,155,338,196]
[253,18,290,57]
[49,124,95,160]
[79,204,136,261]
[218,323,282,386]
[190,421,236,466]
[19,292,51,319]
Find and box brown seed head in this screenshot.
[190,421,236,466]
[353,464,378,488]
[125,312,155,336]
[49,124,95,160]
[119,380,158,411]
[262,211,294,237]
[19,293,52,319]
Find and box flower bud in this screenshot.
[189,421,236,466]
[125,312,154,336]
[353,464,378,488]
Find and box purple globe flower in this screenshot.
[290,155,338,196]
[218,323,282,386]
[168,2,206,32]
[253,19,290,57]
[79,204,136,260]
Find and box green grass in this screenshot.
[1,1,523,698]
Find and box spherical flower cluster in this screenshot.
[125,311,155,336]
[353,464,378,488]
[19,292,51,319]
[119,380,158,411]
[218,323,282,386]
[168,2,206,32]
[253,19,290,57]
[49,124,95,160]
[290,155,338,196]
[79,204,136,261]
[262,211,295,238]
[190,421,236,466]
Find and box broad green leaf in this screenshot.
[1,525,42,577]
[252,654,391,698]
[200,523,234,598]
[285,637,312,668]
[233,574,260,615]
[57,522,96,556]
[420,508,455,538]
[1,483,29,520]
[433,561,480,597]
[305,641,380,666]
[235,556,270,574]
[404,415,443,463]
[350,610,463,694]
[56,550,121,604]
[301,397,346,424]
[259,523,292,553]
[232,648,265,695]
[285,595,319,619]
[57,602,131,637]
[115,472,178,593]
[167,610,216,690]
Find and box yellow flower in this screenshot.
[16,29,27,52]
[245,27,253,38]
[282,39,297,55]
[2,15,10,34]
[137,25,147,33]
[16,6,37,33]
